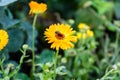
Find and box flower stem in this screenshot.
[111,31,120,63]
[53,49,59,80]
[100,69,114,80]
[0,57,6,77]
[31,14,38,79]
[9,49,26,79]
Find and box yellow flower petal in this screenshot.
[78,23,90,30]
[77,32,87,39]
[87,30,94,37]
[0,30,9,51]
[29,1,47,14]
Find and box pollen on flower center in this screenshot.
[55,31,65,40]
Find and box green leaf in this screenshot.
[0,0,17,6]
[114,2,120,19]
[75,8,103,28]
[0,16,19,29]
[0,7,19,29]
[20,21,38,48]
[6,29,24,52]
[104,20,120,32]
[36,49,54,64]
[92,0,114,14]
[15,73,30,80]
[0,49,9,60]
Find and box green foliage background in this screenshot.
[0,0,120,80]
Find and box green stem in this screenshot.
[100,69,114,80]
[103,35,109,61]
[111,31,120,63]
[31,14,38,79]
[53,49,59,80]
[9,49,26,79]
[73,52,79,77]
[0,57,6,77]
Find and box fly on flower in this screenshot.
[55,31,65,40]
[44,24,77,50]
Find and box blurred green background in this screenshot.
[0,0,120,80]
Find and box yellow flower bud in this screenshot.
[87,30,94,37]
[78,23,90,30]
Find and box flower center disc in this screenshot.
[55,31,65,40]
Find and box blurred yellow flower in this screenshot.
[77,23,94,39]
[87,30,94,37]
[78,23,90,30]
[0,30,9,51]
[44,24,77,50]
[29,1,47,14]
[77,32,87,39]
[77,32,82,39]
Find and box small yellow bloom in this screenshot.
[29,1,47,14]
[0,30,9,51]
[77,32,87,39]
[77,23,94,39]
[78,23,90,30]
[44,24,77,50]
[82,33,87,39]
[77,32,82,39]
[87,30,94,37]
